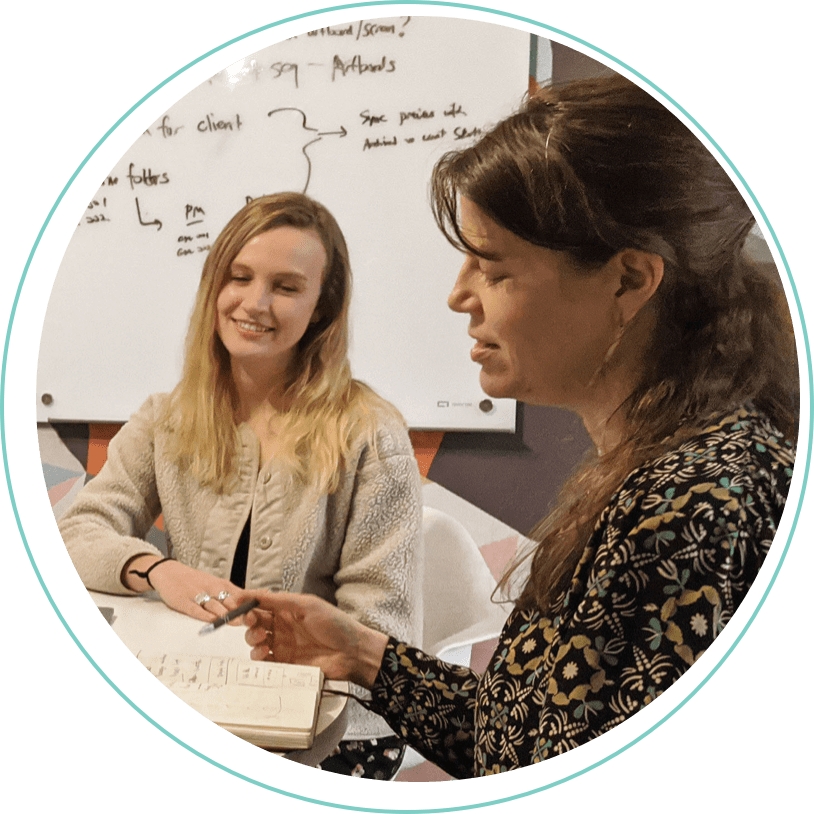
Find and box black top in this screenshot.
[229,513,251,589]
[370,405,795,777]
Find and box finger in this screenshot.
[186,594,227,621]
[201,584,245,617]
[249,590,316,614]
[245,624,270,647]
[204,599,229,618]
[249,643,272,661]
[243,607,275,629]
[217,591,239,611]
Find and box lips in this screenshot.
[233,319,273,334]
[470,339,499,364]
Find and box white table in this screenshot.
[89,591,348,765]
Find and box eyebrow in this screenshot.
[229,263,310,281]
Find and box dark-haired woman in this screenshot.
[242,76,797,777]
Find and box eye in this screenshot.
[483,272,508,286]
[479,260,508,286]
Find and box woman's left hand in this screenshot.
[242,590,389,688]
[146,558,250,622]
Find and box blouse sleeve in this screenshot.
[534,444,790,758]
[57,395,165,594]
[371,638,481,779]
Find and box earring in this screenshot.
[587,314,626,388]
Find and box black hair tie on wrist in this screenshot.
[129,557,173,589]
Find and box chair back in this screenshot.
[421,507,510,660]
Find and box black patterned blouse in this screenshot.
[370,406,795,778]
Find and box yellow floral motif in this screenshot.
[677,585,720,606]
[674,644,696,666]
[371,406,790,778]
[630,511,682,535]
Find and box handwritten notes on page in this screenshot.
[138,652,324,749]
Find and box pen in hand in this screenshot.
[199,598,259,635]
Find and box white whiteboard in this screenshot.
[37,17,541,429]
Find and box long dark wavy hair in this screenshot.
[431,75,798,612]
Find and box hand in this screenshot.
[130,556,249,622]
[242,591,389,689]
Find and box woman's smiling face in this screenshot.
[447,198,621,408]
[216,226,326,379]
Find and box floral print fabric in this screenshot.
[371,406,794,778]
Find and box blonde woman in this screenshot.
[59,193,423,778]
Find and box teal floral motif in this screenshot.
[384,649,401,672]
[369,406,792,778]
[711,518,739,554]
[574,699,604,720]
[593,635,621,666]
[660,561,691,595]
[444,682,471,698]
[645,617,664,650]
[644,529,676,551]
[585,568,615,598]
[654,486,676,514]
[719,476,743,494]
[488,702,510,730]
[530,738,552,762]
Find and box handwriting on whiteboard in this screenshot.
[74,19,494,258]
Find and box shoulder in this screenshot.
[625,406,792,494]
[109,393,171,440]
[135,392,171,420]
[603,405,794,544]
[348,383,413,459]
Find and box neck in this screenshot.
[579,395,631,456]
[230,359,294,421]
[574,313,654,455]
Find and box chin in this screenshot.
[478,373,516,401]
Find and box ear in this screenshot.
[611,249,664,324]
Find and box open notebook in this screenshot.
[138,652,324,750]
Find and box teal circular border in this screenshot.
[4,3,810,812]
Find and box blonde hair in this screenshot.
[164,192,402,493]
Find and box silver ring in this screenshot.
[194,592,211,607]
[217,590,230,602]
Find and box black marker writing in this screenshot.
[135,197,162,230]
[127,163,169,190]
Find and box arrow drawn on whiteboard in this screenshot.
[267,108,347,194]
[134,197,162,231]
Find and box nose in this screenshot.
[243,280,273,313]
[447,256,480,314]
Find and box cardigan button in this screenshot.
[262,472,272,484]
[258,535,272,550]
